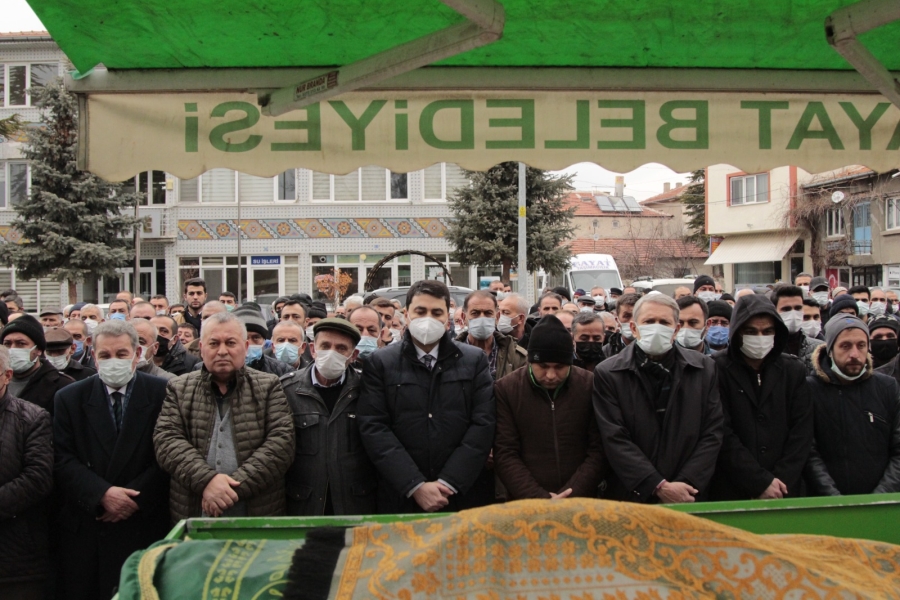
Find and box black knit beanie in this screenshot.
[527,315,574,365]
[1,314,46,351]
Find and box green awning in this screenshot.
[21,0,900,178]
[24,0,900,73]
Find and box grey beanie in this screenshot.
[825,315,869,354]
[233,306,270,340]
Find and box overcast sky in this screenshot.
[3,0,689,199]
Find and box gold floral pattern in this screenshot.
[333,498,900,599]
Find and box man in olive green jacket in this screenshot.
[153,312,295,523]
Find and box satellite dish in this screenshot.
[832,191,845,203]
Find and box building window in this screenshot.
[119,171,167,205]
[311,167,408,202]
[852,201,872,255]
[423,163,468,201]
[2,63,58,107]
[729,173,769,205]
[826,207,845,237]
[887,198,900,231]
[277,169,296,201]
[734,261,781,285]
[1,162,29,208]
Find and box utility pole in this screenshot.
[133,195,140,296]
[236,195,242,302]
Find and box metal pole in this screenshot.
[236,195,242,302]
[133,195,140,296]
[518,162,530,303]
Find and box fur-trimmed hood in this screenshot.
[811,343,874,384]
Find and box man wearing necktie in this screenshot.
[53,321,170,600]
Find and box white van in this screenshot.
[539,254,623,295]
[631,276,698,297]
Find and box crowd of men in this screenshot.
[0,271,898,599]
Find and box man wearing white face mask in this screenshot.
[848,285,872,324]
[772,285,824,375]
[593,293,723,504]
[675,296,712,355]
[497,293,531,348]
[358,280,495,514]
[601,293,640,358]
[0,314,74,416]
[281,318,376,515]
[456,290,527,381]
[132,318,175,381]
[806,316,900,496]
[708,294,813,501]
[693,275,720,304]
[53,320,170,599]
[45,326,97,381]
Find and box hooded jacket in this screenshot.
[709,295,813,500]
[805,344,900,496]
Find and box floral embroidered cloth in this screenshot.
[120,499,900,599]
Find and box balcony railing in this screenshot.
[852,240,872,255]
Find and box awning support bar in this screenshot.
[258,0,504,117]
[826,0,900,109]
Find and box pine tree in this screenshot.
[446,162,576,282]
[0,115,22,141]
[681,169,708,248]
[0,79,141,302]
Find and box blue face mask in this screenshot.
[245,345,263,364]
[706,325,730,347]
[356,336,379,359]
[109,313,126,321]
[275,342,299,365]
[72,340,84,357]
[263,339,273,351]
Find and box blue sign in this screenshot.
[251,256,281,266]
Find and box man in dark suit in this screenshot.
[54,321,170,600]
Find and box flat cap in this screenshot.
[40,306,62,317]
[45,327,74,350]
[312,317,361,346]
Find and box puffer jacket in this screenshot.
[153,367,296,522]
[282,365,377,516]
[709,294,813,501]
[805,345,900,496]
[0,393,52,583]
[159,338,200,376]
[454,330,528,380]
[789,333,824,376]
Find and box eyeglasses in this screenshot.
[707,318,730,327]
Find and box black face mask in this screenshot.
[871,339,899,363]
[576,341,605,363]
[156,335,171,357]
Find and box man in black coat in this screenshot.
[358,280,495,514]
[54,321,170,600]
[0,345,54,599]
[45,326,98,382]
[709,294,813,501]
[805,316,900,496]
[0,314,74,416]
[151,315,200,376]
[593,292,724,504]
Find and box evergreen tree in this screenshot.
[0,79,141,302]
[446,162,575,282]
[0,115,22,141]
[681,169,708,248]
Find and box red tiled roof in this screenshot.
[569,237,708,260]
[640,183,689,205]
[562,192,669,218]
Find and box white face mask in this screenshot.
[857,301,870,316]
[741,335,775,360]
[314,349,349,380]
[497,314,518,334]
[47,354,69,371]
[409,317,446,346]
[697,291,719,303]
[305,326,316,341]
[812,291,830,306]
[156,310,167,316]
[635,324,676,355]
[676,327,705,349]
[620,324,634,341]
[84,318,99,334]
[467,317,495,341]
[592,295,605,305]
[98,357,135,388]
[830,355,865,381]
[8,347,36,374]
[389,328,403,343]
[137,345,150,366]
[870,301,887,317]
[800,319,821,338]
[579,306,594,313]
[799,285,810,298]
[780,309,803,334]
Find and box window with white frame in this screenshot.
[310,167,407,202]
[827,207,845,237]
[886,198,900,231]
[119,171,167,205]
[1,63,58,107]
[730,173,769,205]
[178,169,296,203]
[422,163,469,201]
[0,162,29,208]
